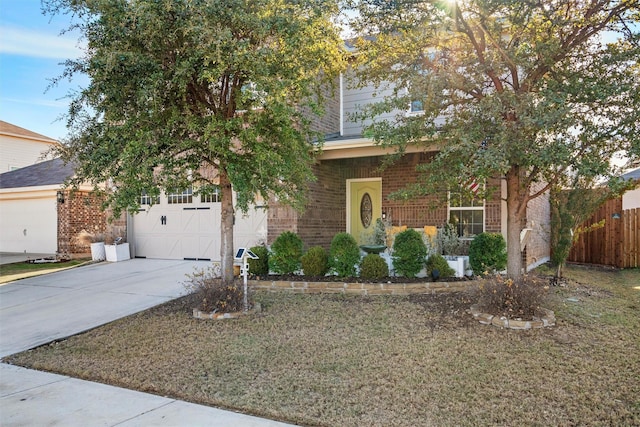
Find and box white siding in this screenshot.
[342,78,399,137]
[623,187,640,210]
[0,135,54,172]
[0,196,58,253]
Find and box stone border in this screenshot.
[248,279,473,296]
[470,304,556,329]
[193,309,244,320]
[193,303,262,320]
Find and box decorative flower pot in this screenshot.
[360,245,387,254]
[90,242,106,261]
[105,243,130,262]
[444,255,469,278]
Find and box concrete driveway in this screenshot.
[0,259,296,427]
[0,258,202,357]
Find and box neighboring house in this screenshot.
[622,167,640,210]
[0,158,78,254]
[267,69,551,272]
[0,120,59,172]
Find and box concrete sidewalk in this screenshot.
[0,259,297,426]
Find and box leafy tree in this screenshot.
[550,175,635,279]
[45,0,345,283]
[348,0,640,277]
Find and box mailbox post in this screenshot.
[234,248,259,312]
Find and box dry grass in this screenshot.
[4,265,640,426]
[0,259,90,284]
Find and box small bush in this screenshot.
[247,245,269,276]
[329,232,361,277]
[183,267,248,313]
[269,231,304,274]
[392,228,427,278]
[469,232,507,275]
[437,222,462,255]
[301,246,329,276]
[359,254,389,280]
[425,254,455,279]
[475,275,549,319]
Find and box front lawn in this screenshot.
[4,265,640,426]
[0,259,90,284]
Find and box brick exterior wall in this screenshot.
[525,183,551,269]
[56,190,126,258]
[269,152,503,250]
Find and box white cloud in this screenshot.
[1,96,68,109]
[0,25,83,59]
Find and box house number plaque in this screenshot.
[360,192,372,228]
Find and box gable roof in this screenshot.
[0,120,59,145]
[622,167,640,182]
[0,158,76,189]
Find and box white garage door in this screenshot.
[131,190,267,261]
[0,196,57,253]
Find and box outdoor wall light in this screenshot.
[56,191,65,204]
[612,212,621,219]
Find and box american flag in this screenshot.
[468,179,480,194]
[467,138,488,194]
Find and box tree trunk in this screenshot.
[505,167,526,278]
[219,168,235,284]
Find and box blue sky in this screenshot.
[0,0,85,141]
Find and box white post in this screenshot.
[242,258,249,312]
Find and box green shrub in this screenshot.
[469,232,507,275]
[269,231,304,274]
[359,253,389,280]
[425,254,455,279]
[247,245,269,276]
[392,229,427,278]
[301,246,329,276]
[329,232,361,277]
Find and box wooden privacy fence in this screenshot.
[568,198,639,268]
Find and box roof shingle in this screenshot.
[0,158,76,189]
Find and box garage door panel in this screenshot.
[133,200,264,261]
[133,235,167,259]
[0,197,57,253]
[200,236,217,260]
[235,207,267,249]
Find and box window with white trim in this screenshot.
[200,185,221,203]
[140,191,160,206]
[448,191,484,238]
[409,99,424,114]
[167,187,193,204]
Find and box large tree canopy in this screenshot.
[348,0,640,277]
[46,0,345,282]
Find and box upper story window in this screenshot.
[448,190,484,238]
[409,99,424,114]
[168,187,193,204]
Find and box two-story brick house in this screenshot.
[267,71,551,272]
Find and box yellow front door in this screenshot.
[348,179,382,245]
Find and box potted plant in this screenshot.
[105,235,130,262]
[436,223,470,278]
